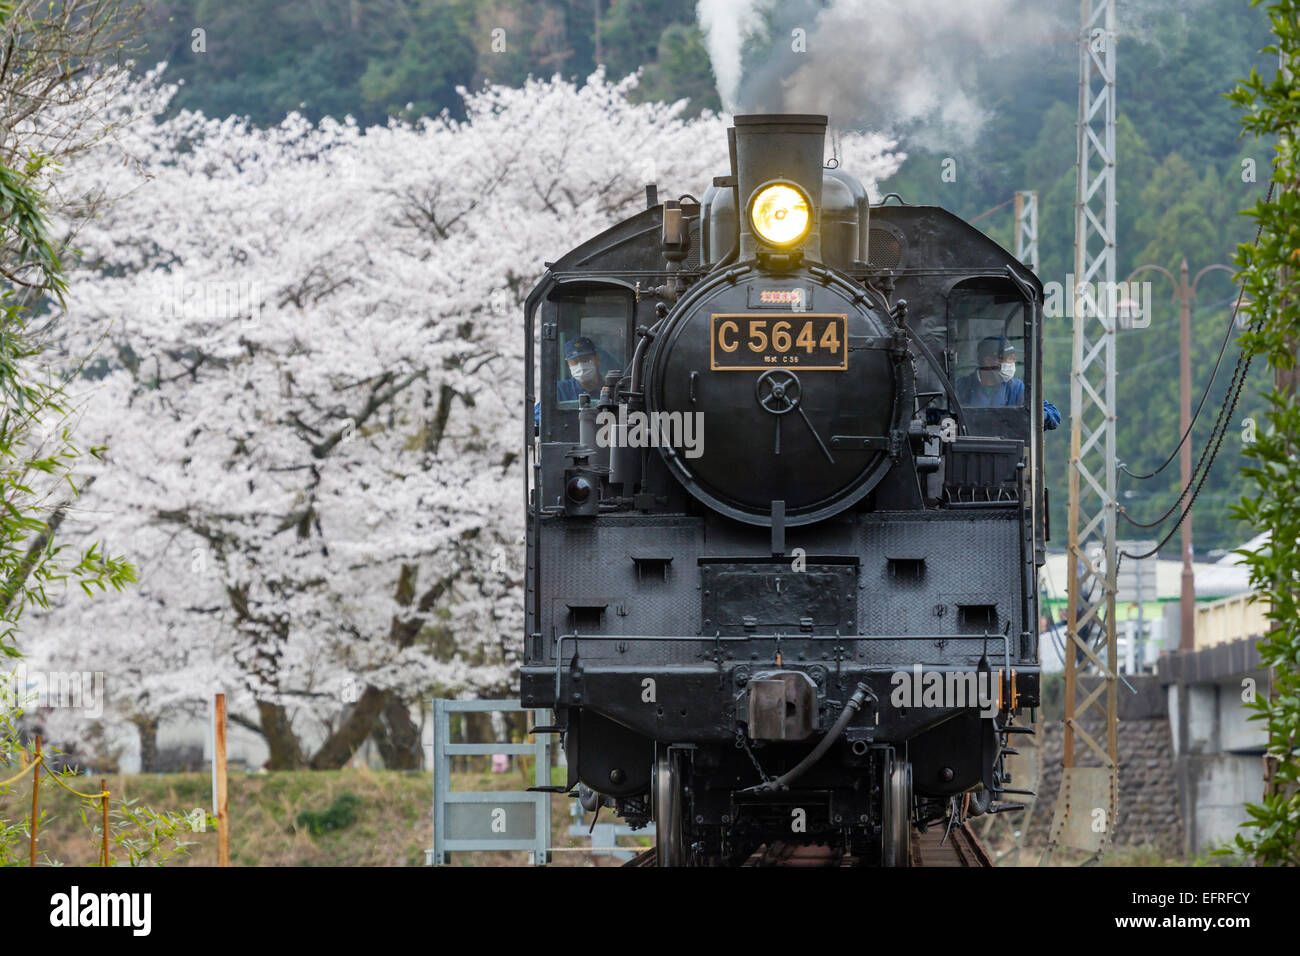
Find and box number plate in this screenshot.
[710,313,848,371]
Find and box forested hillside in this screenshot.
[138,0,719,124]
[133,0,1275,554]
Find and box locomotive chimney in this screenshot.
[733,113,827,264]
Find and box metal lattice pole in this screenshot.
[1049,0,1120,863]
[1015,190,1039,273]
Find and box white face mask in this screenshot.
[999,361,1016,383]
[570,358,598,389]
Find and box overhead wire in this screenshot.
[1118,195,1268,482]
[1123,179,1274,478]
[1115,179,1275,561]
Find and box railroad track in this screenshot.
[623,822,992,867]
[911,820,994,868]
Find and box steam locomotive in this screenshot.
[520,114,1045,865]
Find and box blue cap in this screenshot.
[564,337,598,362]
[977,335,1012,360]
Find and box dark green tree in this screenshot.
[596,0,695,78]
[358,0,476,118]
[637,21,720,115]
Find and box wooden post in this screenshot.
[215,693,230,867]
[100,779,109,866]
[29,735,40,867]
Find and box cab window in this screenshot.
[553,293,628,412]
[948,282,1029,410]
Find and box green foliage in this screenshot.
[140,0,713,126]
[877,3,1278,556]
[637,21,721,115]
[357,1,477,119]
[0,0,136,656]
[0,684,201,866]
[596,0,696,79]
[0,169,137,655]
[1217,0,1300,867]
[295,791,362,837]
[0,158,66,298]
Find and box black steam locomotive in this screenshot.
[521,114,1045,865]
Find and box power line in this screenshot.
[1118,291,1260,558]
[1120,180,1272,483]
[1115,180,1276,561]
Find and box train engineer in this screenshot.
[955,335,1061,430]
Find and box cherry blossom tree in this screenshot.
[29,69,903,768]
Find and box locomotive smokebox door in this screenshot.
[746,671,817,741]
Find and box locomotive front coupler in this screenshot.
[741,670,819,742]
[740,682,873,794]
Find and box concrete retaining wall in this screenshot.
[1025,676,1183,851]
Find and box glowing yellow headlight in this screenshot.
[750,184,811,246]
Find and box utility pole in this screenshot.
[1127,260,1234,653]
[1179,259,1194,653]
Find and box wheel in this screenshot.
[882,759,913,867]
[652,750,689,866]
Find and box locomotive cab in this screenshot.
[522,113,1045,866]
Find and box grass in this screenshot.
[2,763,641,867]
[17,764,1209,867]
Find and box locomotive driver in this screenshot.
[534,336,605,428]
[955,335,1061,431]
[557,336,603,402]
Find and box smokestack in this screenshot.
[733,114,827,263]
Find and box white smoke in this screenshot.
[696,0,764,112]
[698,0,1065,149]
[696,0,1226,149]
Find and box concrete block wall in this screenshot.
[1024,676,1183,852]
[1026,714,1183,851]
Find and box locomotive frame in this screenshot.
[520,114,1047,866]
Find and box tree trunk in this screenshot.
[133,715,159,772]
[257,700,304,769]
[309,685,389,769]
[372,696,423,769]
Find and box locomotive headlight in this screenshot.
[750,183,811,246]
